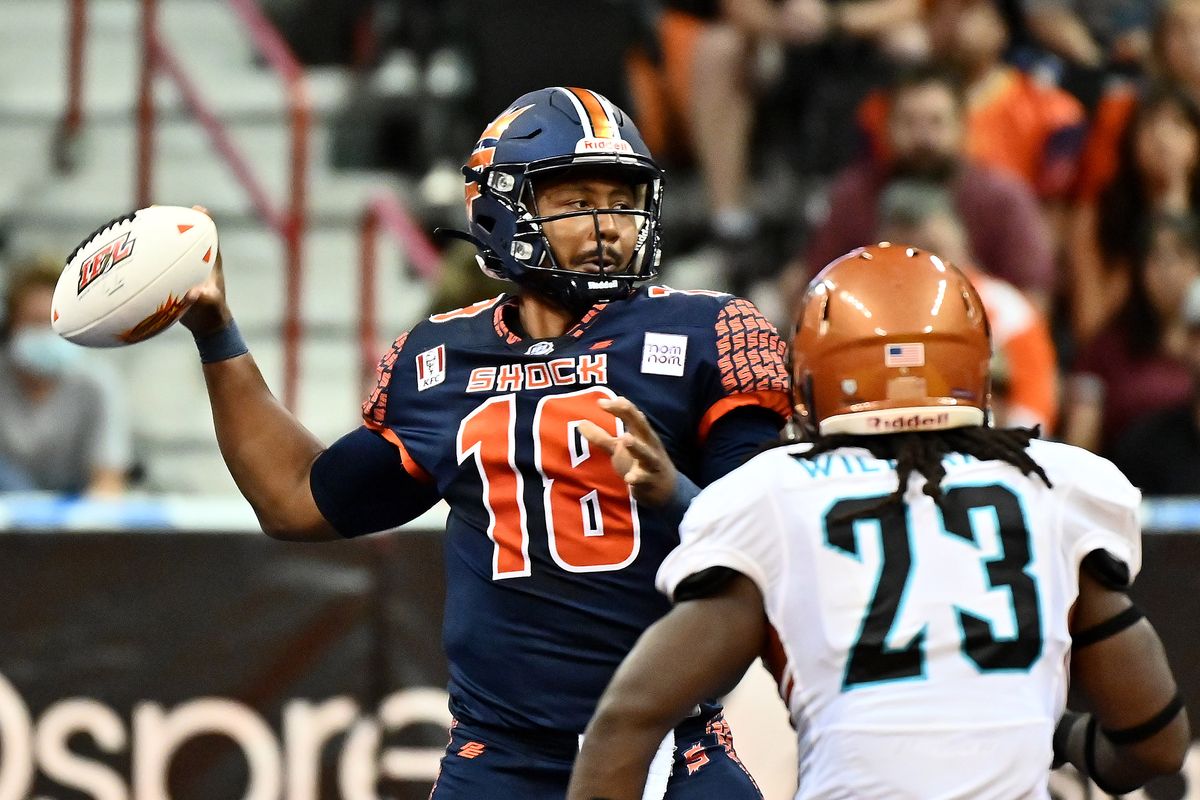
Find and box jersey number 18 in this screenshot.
[458,388,640,579]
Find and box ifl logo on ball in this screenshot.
[77,232,136,295]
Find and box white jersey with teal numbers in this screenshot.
[658,438,1142,800]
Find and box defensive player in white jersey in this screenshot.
[568,244,1190,800]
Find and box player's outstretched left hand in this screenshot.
[578,396,678,508]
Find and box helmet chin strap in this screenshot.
[518,267,631,317]
[519,208,634,315]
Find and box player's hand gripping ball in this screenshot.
[52,205,218,347]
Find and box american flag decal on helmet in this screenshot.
[884,343,925,367]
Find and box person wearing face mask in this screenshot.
[0,258,131,495]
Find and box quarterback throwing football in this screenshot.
[180,87,789,799]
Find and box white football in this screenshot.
[52,205,217,347]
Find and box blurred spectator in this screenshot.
[0,259,131,495]
[1110,276,1200,494]
[1067,84,1200,345]
[1062,213,1198,456]
[1021,0,1160,107]
[627,0,765,251]
[877,179,1059,432]
[761,0,930,179]
[803,65,1056,311]
[1073,0,1200,207]
[858,0,1086,203]
[627,0,927,291]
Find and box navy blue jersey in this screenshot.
[358,287,789,733]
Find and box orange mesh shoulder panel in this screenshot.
[715,299,789,396]
[362,331,409,426]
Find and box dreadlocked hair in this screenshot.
[799,426,1053,521]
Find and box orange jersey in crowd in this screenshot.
[968,267,1059,432]
[1073,85,1138,203]
[859,67,1086,199]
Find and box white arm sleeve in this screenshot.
[656,452,785,602]
[1057,449,1142,585]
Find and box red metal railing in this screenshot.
[53,0,89,171]
[358,189,443,389]
[136,0,310,411]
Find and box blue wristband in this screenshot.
[663,473,701,524]
[194,319,249,364]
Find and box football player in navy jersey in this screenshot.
[179,86,789,799]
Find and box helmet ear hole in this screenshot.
[797,372,818,436]
[476,215,496,233]
[817,293,832,335]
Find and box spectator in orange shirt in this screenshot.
[1067,84,1200,346]
[877,179,1059,432]
[858,0,1086,201]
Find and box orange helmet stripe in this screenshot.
[567,87,618,139]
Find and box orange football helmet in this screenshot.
[792,243,991,436]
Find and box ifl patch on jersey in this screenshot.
[361,286,789,733]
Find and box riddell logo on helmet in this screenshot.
[575,137,633,154]
[870,412,950,431]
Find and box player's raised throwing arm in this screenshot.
[181,249,337,541]
[567,571,767,800]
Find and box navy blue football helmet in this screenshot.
[446,87,664,313]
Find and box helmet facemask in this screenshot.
[477,160,661,314]
[523,165,658,302]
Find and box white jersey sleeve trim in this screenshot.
[655,545,770,603]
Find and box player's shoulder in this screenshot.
[1026,438,1140,508]
[626,285,783,350]
[403,294,508,345]
[628,284,743,321]
[687,444,794,524]
[686,441,841,542]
